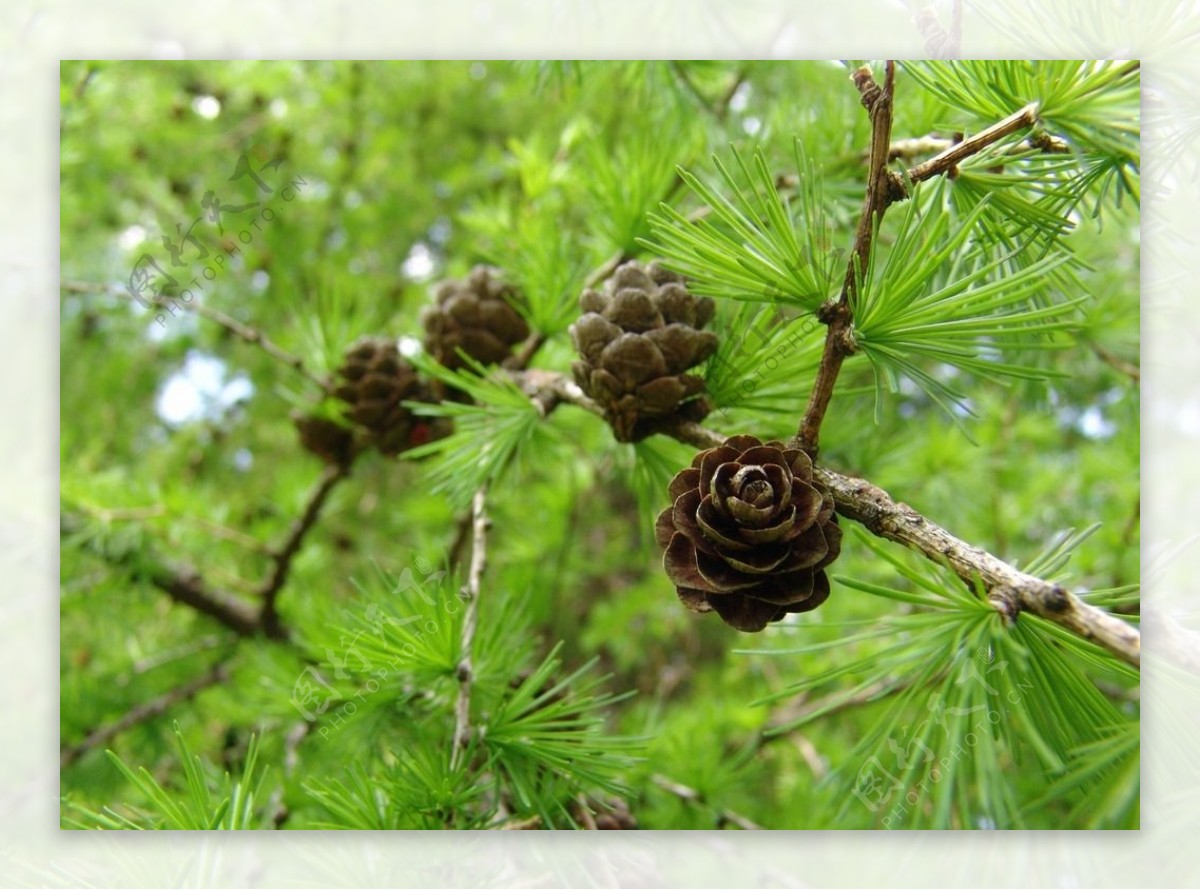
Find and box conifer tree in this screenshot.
[60,59,1140,830]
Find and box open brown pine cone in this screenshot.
[655,435,842,631]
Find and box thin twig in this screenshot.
[757,677,910,746]
[583,251,625,291]
[502,331,548,371]
[650,774,762,830]
[61,662,230,769]
[1090,341,1141,382]
[258,461,351,638]
[714,68,748,122]
[888,134,956,161]
[905,103,1040,185]
[887,129,1068,166]
[451,485,489,769]
[668,61,713,117]
[814,468,1141,668]
[447,507,475,575]
[141,563,265,637]
[269,720,312,828]
[494,815,543,830]
[186,516,275,555]
[507,370,1141,668]
[61,279,333,395]
[669,63,746,123]
[795,73,1046,461]
[63,510,267,637]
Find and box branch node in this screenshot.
[987,585,1021,624]
[1043,585,1071,613]
[851,65,883,109]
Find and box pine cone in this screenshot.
[292,412,354,466]
[571,796,638,830]
[570,261,718,442]
[655,435,842,632]
[422,266,530,372]
[333,337,439,456]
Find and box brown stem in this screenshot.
[61,280,333,395]
[814,468,1140,667]
[650,774,762,830]
[906,103,1040,184]
[63,510,266,637]
[258,462,350,638]
[794,62,897,457]
[145,566,264,637]
[509,370,1141,668]
[794,77,1045,460]
[888,134,956,161]
[794,322,852,458]
[1090,341,1141,383]
[502,331,547,371]
[61,662,230,769]
[451,485,489,768]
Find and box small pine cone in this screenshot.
[571,796,638,830]
[655,435,842,632]
[422,266,531,372]
[570,261,718,442]
[292,412,354,466]
[334,337,439,456]
[593,798,637,830]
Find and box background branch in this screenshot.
[61,662,231,769]
[649,774,762,830]
[61,279,333,395]
[62,511,266,637]
[257,461,351,638]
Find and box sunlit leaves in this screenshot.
[854,182,1081,422]
[644,142,842,309]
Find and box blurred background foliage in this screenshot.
[60,60,1138,830]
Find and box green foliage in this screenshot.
[403,352,561,508]
[903,60,1140,211]
[645,143,842,309]
[484,644,639,824]
[65,725,267,829]
[747,527,1137,829]
[854,182,1081,421]
[60,60,1139,831]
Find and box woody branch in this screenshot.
[508,369,1141,669]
